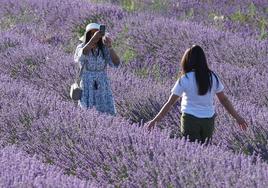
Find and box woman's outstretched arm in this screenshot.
[216,91,248,131]
[147,94,180,131]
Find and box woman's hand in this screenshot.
[236,115,248,131]
[102,33,112,48]
[83,31,103,55]
[91,31,103,43]
[146,94,179,132]
[147,120,157,131]
[216,92,248,131]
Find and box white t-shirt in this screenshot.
[171,71,224,118]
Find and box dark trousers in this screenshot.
[180,113,215,144]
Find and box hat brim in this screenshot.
[79,23,100,42]
[79,35,85,42]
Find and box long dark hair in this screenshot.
[179,45,219,95]
[84,30,105,57]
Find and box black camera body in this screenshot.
[100,25,105,35]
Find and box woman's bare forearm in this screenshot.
[152,95,179,122]
[220,97,241,120]
[153,102,172,122]
[109,48,120,65]
[82,40,96,55]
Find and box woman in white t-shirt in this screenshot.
[147,45,248,144]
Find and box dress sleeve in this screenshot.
[104,46,120,68]
[215,78,224,93]
[74,43,87,64]
[171,77,185,97]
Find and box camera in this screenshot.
[100,25,105,35]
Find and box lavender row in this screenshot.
[2,0,266,69]
[1,18,267,110]
[1,0,268,186]
[2,97,268,187]
[0,146,97,187]
[0,30,177,124]
[1,35,268,161]
[1,0,267,85]
[99,0,268,40]
[0,0,125,49]
[124,14,267,76]
[122,14,268,105]
[1,72,268,168]
[0,31,83,99]
[1,29,268,163]
[164,0,268,40]
[1,73,268,186]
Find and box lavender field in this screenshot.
[1,0,268,187]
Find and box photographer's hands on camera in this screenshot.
[102,34,113,48]
[90,31,113,48]
[82,26,120,66]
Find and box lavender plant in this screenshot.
[1,0,268,186]
[0,146,97,187]
[4,105,268,187]
[98,0,268,40]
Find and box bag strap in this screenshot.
[75,62,85,84]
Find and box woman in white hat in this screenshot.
[74,23,120,115]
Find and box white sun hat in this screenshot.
[79,23,100,42]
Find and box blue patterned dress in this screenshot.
[74,43,119,115]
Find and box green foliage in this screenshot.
[121,0,138,12]
[90,0,138,12]
[113,25,137,64]
[118,165,128,180]
[186,8,195,19]
[62,37,78,54]
[265,96,268,107]
[208,12,218,20]
[103,164,111,173]
[65,166,77,176]
[19,113,33,128]
[114,24,129,43]
[228,4,267,40]
[151,64,161,81]
[10,66,19,78]
[45,157,54,165]
[10,57,44,78]
[91,171,98,178]
[0,40,18,53]
[248,2,256,18]
[0,9,36,31]
[230,9,249,23]
[135,67,149,79]
[134,64,162,81]
[9,129,18,144]
[149,0,168,12]
[258,18,268,40]
[24,58,38,74]
[123,49,136,64]
[167,184,174,188]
